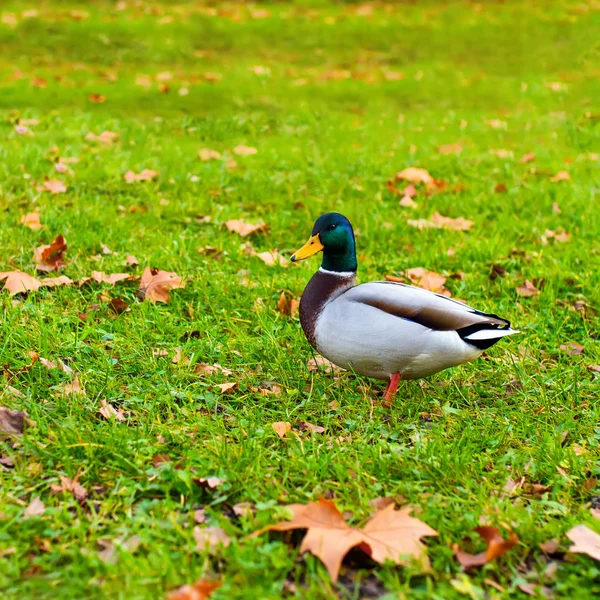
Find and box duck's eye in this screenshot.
[328,224,337,231]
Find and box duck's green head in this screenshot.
[291,212,357,272]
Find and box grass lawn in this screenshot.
[1,1,600,598]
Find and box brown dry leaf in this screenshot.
[39,357,73,374]
[35,235,67,272]
[370,497,396,511]
[195,363,233,377]
[588,365,600,374]
[567,525,600,561]
[233,145,257,156]
[42,179,67,194]
[307,356,343,374]
[193,527,231,553]
[225,219,268,237]
[560,342,584,355]
[437,143,462,155]
[394,167,433,187]
[86,130,119,144]
[520,152,536,163]
[167,580,221,600]
[23,497,45,519]
[494,183,507,194]
[254,499,437,581]
[485,119,507,129]
[539,539,560,554]
[399,195,418,208]
[125,255,139,267]
[99,399,126,422]
[108,297,129,315]
[40,276,73,288]
[541,229,571,244]
[216,382,237,394]
[408,211,474,232]
[233,503,256,518]
[59,377,84,395]
[550,171,570,183]
[124,169,159,183]
[51,474,87,502]
[277,292,300,318]
[138,267,185,303]
[0,271,42,296]
[405,267,450,296]
[0,407,26,435]
[272,422,291,438]
[196,476,223,490]
[255,249,287,267]
[193,509,207,524]
[21,212,42,230]
[199,149,221,161]
[297,421,325,434]
[88,271,132,285]
[453,526,519,568]
[89,93,106,103]
[516,280,540,298]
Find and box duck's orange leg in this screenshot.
[382,373,401,406]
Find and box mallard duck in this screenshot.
[291,213,518,403]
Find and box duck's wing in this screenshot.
[341,281,518,349]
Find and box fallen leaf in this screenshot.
[199,149,221,161]
[88,271,131,285]
[520,152,536,163]
[541,229,571,244]
[35,235,67,272]
[195,363,233,377]
[0,407,26,435]
[20,212,42,230]
[233,502,255,518]
[99,399,126,422]
[124,169,158,183]
[399,195,418,208]
[307,356,343,374]
[437,143,462,154]
[0,271,42,296]
[272,422,291,438]
[40,276,73,288]
[23,497,45,519]
[254,499,437,581]
[588,365,600,374]
[490,149,513,159]
[216,382,237,394]
[516,280,539,297]
[86,130,119,144]
[50,474,87,502]
[370,497,396,511]
[494,183,507,193]
[193,526,231,553]
[277,291,300,318]
[393,167,433,187]
[485,119,506,129]
[233,145,257,156]
[59,377,84,395]
[97,539,117,564]
[138,267,185,303]
[196,476,223,490]
[408,212,474,232]
[405,267,450,295]
[560,342,584,355]
[297,421,325,434]
[193,509,207,524]
[167,580,221,600]
[108,297,129,314]
[225,219,268,237]
[42,179,67,194]
[39,357,73,374]
[203,72,222,82]
[453,526,518,568]
[567,525,600,561]
[539,539,560,554]
[550,171,570,183]
[125,255,138,267]
[89,93,106,103]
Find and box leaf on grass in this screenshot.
[193,509,207,524]
[124,169,159,183]
[39,357,73,374]
[453,526,518,568]
[125,255,139,267]
[560,342,584,355]
[85,130,119,144]
[393,167,433,187]
[277,292,300,318]
[272,422,291,438]
[297,421,325,434]
[405,267,450,296]
[51,474,87,502]
[242,242,287,267]
[40,276,73,288]
[35,235,67,272]
[550,171,570,183]
[88,271,132,285]
[108,297,129,314]
[225,219,268,237]
[21,212,42,230]
[199,149,221,161]
[0,271,42,296]
[254,499,437,581]
[99,399,126,422]
[588,365,600,374]
[58,377,84,395]
[42,179,67,194]
[167,580,221,600]
[539,539,560,554]
[516,280,540,297]
[0,407,26,435]
[567,525,600,561]
[233,503,256,518]
[195,363,233,377]
[196,477,223,490]
[233,145,257,156]
[408,212,474,232]
[138,267,185,303]
[437,143,462,155]
[399,196,418,208]
[307,356,344,374]
[216,382,237,394]
[88,93,106,103]
[193,526,231,553]
[24,497,45,519]
[520,152,536,163]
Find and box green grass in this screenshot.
[1,1,599,598]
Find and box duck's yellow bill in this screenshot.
[291,234,324,262]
